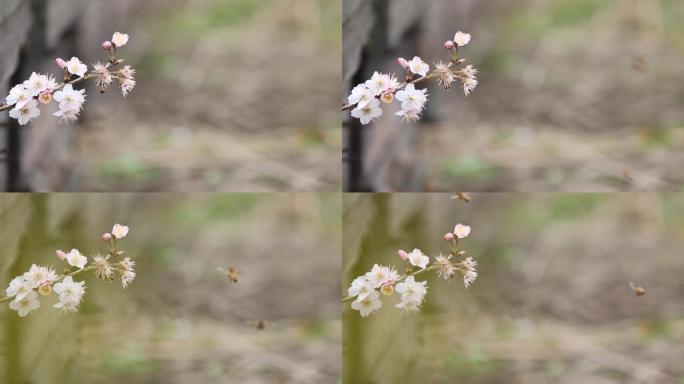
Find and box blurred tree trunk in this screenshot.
[343,195,433,383]
[3,195,48,384]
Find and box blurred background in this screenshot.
[0,193,341,384]
[343,193,684,383]
[1,0,341,192]
[343,0,684,192]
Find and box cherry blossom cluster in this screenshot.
[344,31,478,125]
[0,32,136,126]
[1,224,136,318]
[345,223,478,318]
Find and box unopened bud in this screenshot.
[55,250,66,261]
[55,58,66,69]
[102,233,112,242]
[444,40,455,50]
[397,249,408,261]
[444,233,454,241]
[397,57,409,69]
[102,41,113,50]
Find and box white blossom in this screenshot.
[53,84,86,124]
[112,32,130,47]
[453,223,471,239]
[407,56,430,77]
[66,57,88,77]
[53,276,86,313]
[5,84,31,108]
[347,276,374,301]
[395,276,428,312]
[112,223,129,239]
[54,84,86,112]
[351,290,383,317]
[395,83,428,123]
[407,248,430,270]
[23,73,50,96]
[365,264,392,288]
[347,84,374,109]
[351,98,383,125]
[454,31,471,47]
[65,248,88,270]
[9,99,41,126]
[23,264,56,289]
[5,276,33,301]
[9,291,41,318]
[365,72,397,96]
[395,84,428,113]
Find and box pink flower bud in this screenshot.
[55,250,66,261]
[397,58,409,69]
[397,249,409,261]
[55,58,66,69]
[444,40,455,50]
[102,41,113,50]
[444,232,454,241]
[102,233,113,242]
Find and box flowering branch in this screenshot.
[343,31,478,125]
[344,223,479,317]
[1,224,137,318]
[0,32,136,126]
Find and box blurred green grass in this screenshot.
[139,0,340,78]
[440,154,502,185]
[98,155,161,185]
[158,0,266,39]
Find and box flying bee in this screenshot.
[451,192,471,203]
[629,282,646,297]
[631,55,648,72]
[217,267,240,283]
[242,319,272,330]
